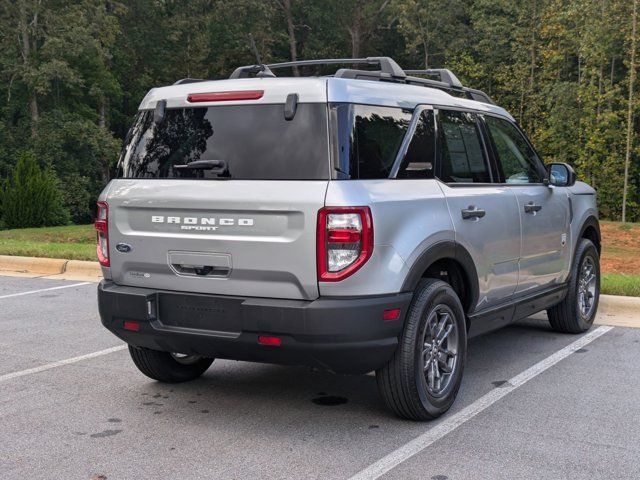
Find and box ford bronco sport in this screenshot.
[97,57,601,420]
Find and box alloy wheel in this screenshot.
[421,304,459,396]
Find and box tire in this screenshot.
[128,346,214,383]
[376,279,467,421]
[547,238,600,334]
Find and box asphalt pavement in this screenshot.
[1,275,639,480]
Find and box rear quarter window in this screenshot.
[331,103,412,179]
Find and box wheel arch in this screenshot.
[401,241,479,315]
[578,216,601,255]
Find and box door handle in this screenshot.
[461,206,486,220]
[524,202,542,213]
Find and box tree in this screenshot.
[623,0,638,222]
[0,151,69,228]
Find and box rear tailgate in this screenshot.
[107,179,327,300]
[104,80,331,301]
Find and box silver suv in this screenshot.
[97,57,601,420]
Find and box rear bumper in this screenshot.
[98,280,412,374]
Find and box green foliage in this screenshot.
[61,174,94,224]
[0,151,70,229]
[0,0,637,221]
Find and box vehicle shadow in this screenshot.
[130,314,579,428]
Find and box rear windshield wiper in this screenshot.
[174,159,227,174]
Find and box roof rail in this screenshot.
[226,56,495,105]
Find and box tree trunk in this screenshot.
[622,0,638,222]
[99,98,107,129]
[525,0,537,131]
[19,0,38,137]
[597,64,603,120]
[349,5,363,58]
[281,0,299,76]
[417,16,429,68]
[348,0,389,58]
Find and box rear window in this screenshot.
[331,103,412,179]
[117,104,329,180]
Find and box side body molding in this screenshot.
[401,240,479,314]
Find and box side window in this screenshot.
[438,110,491,183]
[396,110,436,179]
[332,103,412,179]
[484,116,542,184]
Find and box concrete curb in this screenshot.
[600,294,640,313]
[65,260,102,277]
[597,294,640,328]
[0,255,102,281]
[0,255,67,275]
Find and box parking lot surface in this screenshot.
[1,275,639,480]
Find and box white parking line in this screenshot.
[349,325,614,480]
[0,282,90,299]
[0,345,127,383]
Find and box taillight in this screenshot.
[317,206,373,282]
[95,201,109,267]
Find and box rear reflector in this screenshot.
[258,336,282,346]
[123,321,140,331]
[187,90,264,103]
[383,308,401,321]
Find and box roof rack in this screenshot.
[230,57,407,80]
[173,78,208,85]
[226,56,495,105]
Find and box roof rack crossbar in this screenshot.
[404,69,463,89]
[230,57,406,80]
[173,78,208,85]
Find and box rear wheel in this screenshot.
[376,279,467,420]
[128,346,214,383]
[547,238,600,334]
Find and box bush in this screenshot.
[0,151,70,229]
[61,174,94,224]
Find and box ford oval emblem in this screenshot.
[115,243,133,254]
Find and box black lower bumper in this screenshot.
[98,280,412,374]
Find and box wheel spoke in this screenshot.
[423,355,433,371]
[438,357,453,374]
[428,361,436,388]
[434,313,449,340]
[433,362,442,390]
[437,323,453,343]
[440,347,455,358]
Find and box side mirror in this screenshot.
[546,162,576,187]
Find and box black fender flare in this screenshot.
[401,240,479,313]
[577,215,601,254]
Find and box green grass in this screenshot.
[601,273,640,297]
[0,224,96,261]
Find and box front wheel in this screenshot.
[376,279,467,421]
[128,346,214,383]
[547,238,600,334]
